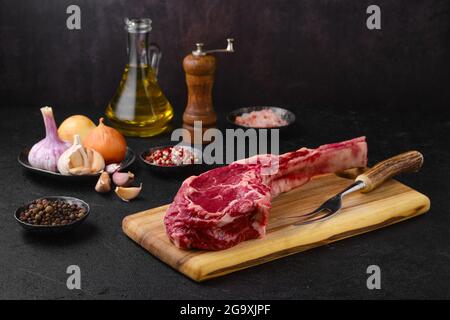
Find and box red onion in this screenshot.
[28,107,69,172]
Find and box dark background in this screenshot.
[0,0,450,300]
[0,0,449,117]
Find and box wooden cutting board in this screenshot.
[122,173,430,282]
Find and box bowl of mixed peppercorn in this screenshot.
[140,144,211,176]
[14,196,90,232]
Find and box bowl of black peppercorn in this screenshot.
[14,196,90,233]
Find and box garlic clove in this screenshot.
[57,153,72,175]
[69,166,92,175]
[95,171,111,193]
[87,148,105,174]
[69,145,85,168]
[115,183,142,202]
[105,163,121,174]
[112,171,135,187]
[77,138,89,167]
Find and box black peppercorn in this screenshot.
[19,199,86,226]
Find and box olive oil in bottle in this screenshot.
[105,18,173,137]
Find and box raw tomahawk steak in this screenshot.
[164,137,367,250]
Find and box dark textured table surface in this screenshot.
[1,105,448,299]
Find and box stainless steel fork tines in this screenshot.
[281,181,366,226]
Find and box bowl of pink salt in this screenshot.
[227,106,295,130]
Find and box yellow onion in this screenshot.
[58,115,96,143]
[83,118,127,164]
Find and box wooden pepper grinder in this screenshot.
[182,38,235,144]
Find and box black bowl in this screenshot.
[139,144,211,176]
[14,196,90,233]
[18,147,136,181]
[227,106,296,130]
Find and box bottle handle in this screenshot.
[148,42,162,77]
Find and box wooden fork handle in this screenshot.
[356,151,424,193]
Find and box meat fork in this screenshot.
[282,151,424,226]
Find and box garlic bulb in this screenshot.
[28,107,69,172]
[57,134,105,175]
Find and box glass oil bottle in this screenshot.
[105,18,173,137]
